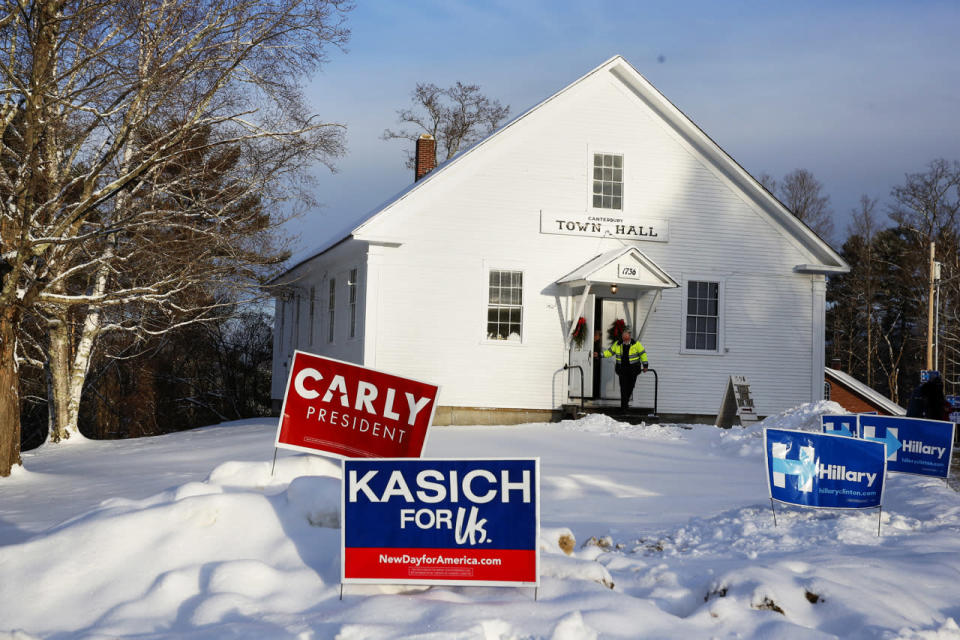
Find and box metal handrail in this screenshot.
[563,365,658,417]
[647,368,658,416]
[563,364,585,412]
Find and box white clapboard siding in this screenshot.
[271,57,844,418]
[352,66,818,415]
[271,239,367,400]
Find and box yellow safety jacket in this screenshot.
[602,340,648,367]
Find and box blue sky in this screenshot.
[295,1,960,254]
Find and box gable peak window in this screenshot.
[592,153,623,210]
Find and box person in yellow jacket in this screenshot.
[594,329,649,410]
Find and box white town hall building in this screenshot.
[270,56,848,424]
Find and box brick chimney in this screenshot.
[414,133,436,182]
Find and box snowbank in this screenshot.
[756,400,849,433]
[0,456,342,637]
[2,407,959,639]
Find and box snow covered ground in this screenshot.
[2,403,960,639]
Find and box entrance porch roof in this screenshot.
[557,247,679,289]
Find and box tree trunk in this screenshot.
[45,259,109,443]
[0,308,22,477]
[45,309,101,443]
[46,318,73,443]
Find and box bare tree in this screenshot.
[779,169,834,241]
[755,168,834,241]
[888,159,960,392]
[382,82,509,168]
[40,124,293,443]
[889,158,960,241]
[849,195,881,385]
[879,312,908,404]
[757,172,777,194]
[0,0,351,476]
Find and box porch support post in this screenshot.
[567,283,592,347]
[636,289,662,340]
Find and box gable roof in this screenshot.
[558,246,679,289]
[825,367,906,416]
[284,55,848,276]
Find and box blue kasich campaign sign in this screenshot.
[765,429,886,509]
[342,458,539,586]
[858,415,955,478]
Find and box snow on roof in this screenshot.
[825,367,906,416]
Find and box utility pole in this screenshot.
[927,242,935,370]
[934,260,942,369]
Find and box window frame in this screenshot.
[348,268,359,340]
[327,277,336,344]
[285,297,294,351]
[679,276,725,355]
[482,264,526,345]
[308,286,316,346]
[293,293,301,348]
[277,297,286,349]
[588,150,625,212]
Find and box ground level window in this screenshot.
[685,280,719,351]
[487,270,523,341]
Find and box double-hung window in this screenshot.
[308,286,316,345]
[684,280,720,351]
[487,270,523,341]
[327,279,336,343]
[294,294,301,347]
[592,153,623,210]
[348,268,358,339]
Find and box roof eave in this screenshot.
[794,264,851,275]
[607,61,849,272]
[351,56,632,241]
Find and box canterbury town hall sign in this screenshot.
[540,212,669,242]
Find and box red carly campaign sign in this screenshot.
[275,351,440,459]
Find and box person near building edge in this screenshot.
[906,372,950,421]
[594,328,649,410]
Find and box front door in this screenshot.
[598,298,635,401]
[568,292,595,399]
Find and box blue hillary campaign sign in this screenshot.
[341,458,539,586]
[858,415,955,478]
[765,429,886,509]
[821,415,858,438]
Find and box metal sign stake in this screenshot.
[770,498,777,527]
[270,448,279,477]
[877,506,882,537]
